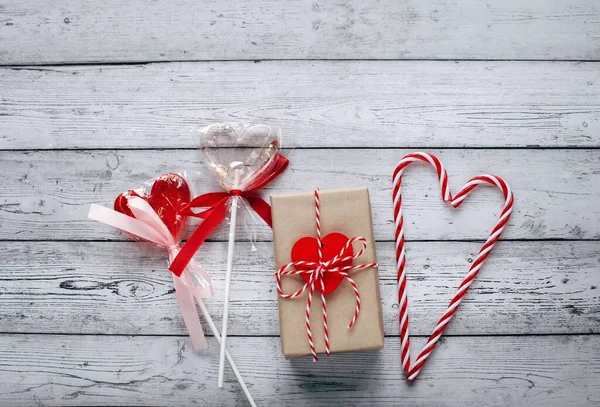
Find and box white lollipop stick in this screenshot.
[218,169,241,388]
[196,298,256,406]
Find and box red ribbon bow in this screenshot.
[169,153,289,276]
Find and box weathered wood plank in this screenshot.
[1,62,598,149]
[1,241,598,336]
[0,334,598,406]
[1,149,599,240]
[1,0,599,64]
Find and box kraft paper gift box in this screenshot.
[270,187,384,359]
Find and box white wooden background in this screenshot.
[1,1,600,406]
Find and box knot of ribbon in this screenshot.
[275,189,379,361]
[88,197,214,351]
[169,153,289,276]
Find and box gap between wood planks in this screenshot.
[2,58,600,68]
[1,146,599,152]
[2,61,598,149]
[3,238,599,242]
[1,332,597,338]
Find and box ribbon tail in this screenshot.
[186,192,231,208]
[246,153,289,192]
[181,261,215,299]
[169,201,228,276]
[88,203,169,247]
[245,195,273,227]
[173,274,208,351]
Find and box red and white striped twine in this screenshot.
[275,189,378,361]
[392,152,514,381]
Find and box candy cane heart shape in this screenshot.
[392,152,515,381]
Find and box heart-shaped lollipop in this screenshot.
[114,173,191,240]
[291,232,354,296]
[89,172,257,406]
[190,123,284,388]
[113,189,141,218]
[200,123,280,191]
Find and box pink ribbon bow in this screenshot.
[88,197,214,351]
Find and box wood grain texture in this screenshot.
[0,334,599,406]
[1,62,599,149]
[1,241,598,336]
[0,0,598,405]
[1,149,599,241]
[1,0,599,64]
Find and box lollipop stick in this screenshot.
[218,170,241,388]
[196,298,256,406]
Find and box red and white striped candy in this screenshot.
[392,152,515,381]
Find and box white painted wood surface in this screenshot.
[0,0,599,64]
[1,62,598,149]
[0,0,599,406]
[1,149,599,240]
[1,241,598,336]
[1,334,599,406]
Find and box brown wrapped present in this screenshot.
[270,187,384,359]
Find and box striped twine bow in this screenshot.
[393,152,515,381]
[275,189,379,361]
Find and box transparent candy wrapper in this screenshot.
[194,122,284,248]
[113,171,198,243]
[89,169,258,405]
[169,122,290,389]
[88,171,214,350]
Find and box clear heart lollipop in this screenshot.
[199,123,283,388]
[200,122,281,191]
[168,123,288,391]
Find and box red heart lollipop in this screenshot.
[114,173,191,240]
[114,189,142,218]
[291,232,354,295]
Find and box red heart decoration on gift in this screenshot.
[114,173,191,239]
[291,232,354,295]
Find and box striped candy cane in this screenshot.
[392,152,514,381]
